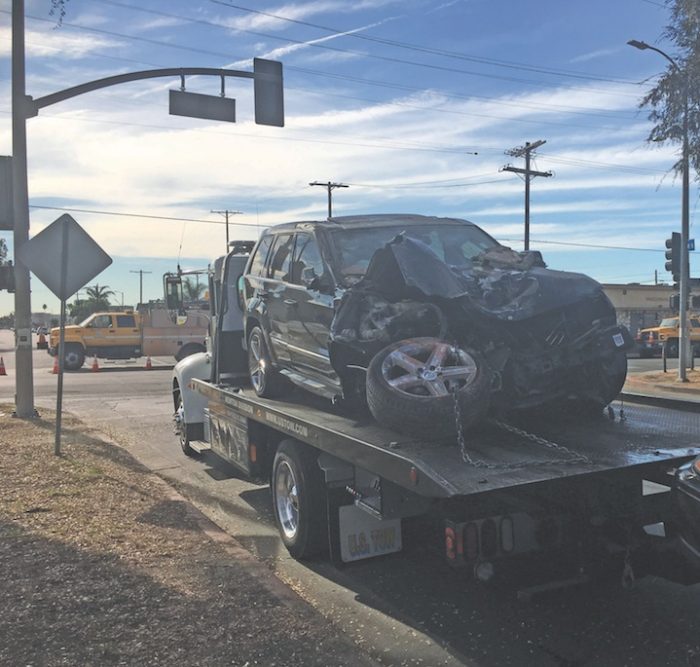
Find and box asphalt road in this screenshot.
[2,329,699,667]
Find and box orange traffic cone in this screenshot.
[91,356,100,372]
[0,357,6,376]
[145,356,152,370]
[52,356,59,374]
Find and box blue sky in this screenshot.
[0,0,696,316]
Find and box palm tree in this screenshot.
[85,284,114,301]
[183,278,205,302]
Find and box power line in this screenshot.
[15,4,646,101]
[28,204,257,228]
[209,0,641,85]
[499,237,664,252]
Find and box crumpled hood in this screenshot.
[357,235,605,321]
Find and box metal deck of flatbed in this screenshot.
[193,379,700,498]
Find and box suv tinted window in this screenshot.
[116,315,136,328]
[290,233,325,284]
[248,235,273,277]
[268,234,294,281]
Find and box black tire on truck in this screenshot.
[174,387,197,457]
[271,439,328,560]
[366,337,492,438]
[63,344,85,371]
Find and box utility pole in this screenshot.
[502,140,552,251]
[130,269,152,307]
[12,0,34,417]
[309,181,349,220]
[211,209,243,251]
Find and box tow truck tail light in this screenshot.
[464,522,479,561]
[481,519,498,559]
[249,443,257,463]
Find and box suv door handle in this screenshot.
[284,299,297,306]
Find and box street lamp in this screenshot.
[628,39,691,382]
[114,291,124,307]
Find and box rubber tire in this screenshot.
[665,339,679,358]
[366,339,492,438]
[63,344,85,371]
[271,440,328,560]
[247,326,290,398]
[175,391,196,457]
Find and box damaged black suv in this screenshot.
[241,214,631,436]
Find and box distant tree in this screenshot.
[183,278,205,302]
[0,238,7,264]
[68,284,114,321]
[49,0,71,24]
[637,0,700,180]
[85,284,114,301]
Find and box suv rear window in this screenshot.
[248,235,273,277]
[268,234,294,281]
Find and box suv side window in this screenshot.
[290,233,325,285]
[268,233,294,281]
[248,235,273,277]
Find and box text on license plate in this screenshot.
[339,505,402,563]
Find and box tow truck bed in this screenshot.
[192,380,700,498]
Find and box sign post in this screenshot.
[16,214,112,454]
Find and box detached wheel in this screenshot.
[247,326,290,398]
[63,344,85,371]
[366,338,491,438]
[272,440,327,560]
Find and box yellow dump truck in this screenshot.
[49,307,208,370]
[635,315,700,358]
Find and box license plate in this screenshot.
[339,505,402,563]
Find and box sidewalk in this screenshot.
[0,405,377,667]
[623,368,700,403]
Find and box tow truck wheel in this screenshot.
[272,440,327,560]
[247,326,290,398]
[63,344,85,371]
[174,391,196,457]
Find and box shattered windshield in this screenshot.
[329,224,498,284]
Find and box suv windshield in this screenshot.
[328,223,498,284]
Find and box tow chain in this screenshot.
[450,389,591,469]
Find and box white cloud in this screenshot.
[0,26,124,59]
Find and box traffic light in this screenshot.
[665,232,681,284]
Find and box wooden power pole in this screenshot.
[502,140,552,251]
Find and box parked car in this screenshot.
[240,214,631,436]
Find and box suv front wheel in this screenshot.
[247,326,290,398]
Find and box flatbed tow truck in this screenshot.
[173,246,700,595]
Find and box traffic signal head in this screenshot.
[665,232,681,284]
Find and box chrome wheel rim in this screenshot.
[381,339,477,397]
[275,460,299,539]
[175,396,187,446]
[248,331,266,393]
